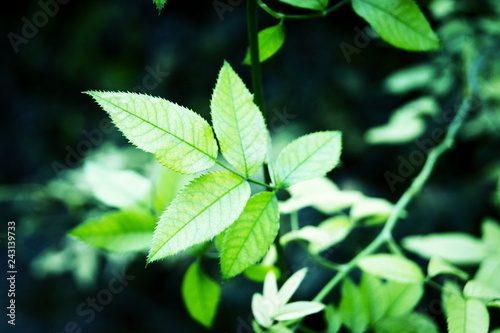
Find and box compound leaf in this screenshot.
[243,22,286,64]
[211,62,268,177]
[148,172,250,262]
[274,131,342,188]
[279,0,329,11]
[352,0,440,51]
[69,210,156,252]
[182,261,220,328]
[357,254,424,283]
[221,192,279,279]
[85,91,218,174]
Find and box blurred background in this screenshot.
[1,0,500,332]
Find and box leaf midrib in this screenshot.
[91,93,216,161]
[149,176,245,261]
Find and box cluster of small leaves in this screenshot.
[79,61,342,328]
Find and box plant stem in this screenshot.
[312,95,474,303]
[247,0,287,283]
[258,0,349,20]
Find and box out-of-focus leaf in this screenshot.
[357,254,424,283]
[244,22,286,64]
[350,197,393,225]
[374,313,438,333]
[427,256,469,280]
[339,278,370,333]
[278,0,329,11]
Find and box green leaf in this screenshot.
[243,22,286,64]
[221,192,279,279]
[148,172,250,262]
[279,0,329,11]
[244,265,281,282]
[325,305,342,333]
[482,218,500,253]
[383,281,424,317]
[69,210,156,252]
[274,131,342,188]
[474,256,500,292]
[374,313,438,333]
[350,197,394,225]
[463,280,500,303]
[351,0,440,51]
[84,162,151,208]
[359,273,389,323]
[281,216,351,253]
[274,301,325,321]
[339,278,370,333]
[427,256,469,280]
[443,282,490,333]
[210,62,268,177]
[153,0,167,13]
[402,233,487,264]
[357,254,424,283]
[151,166,184,215]
[85,91,218,174]
[182,261,220,328]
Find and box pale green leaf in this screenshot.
[221,192,279,279]
[84,162,151,208]
[244,265,281,282]
[70,210,156,252]
[274,301,325,321]
[383,281,424,317]
[151,166,184,215]
[403,233,487,264]
[269,323,294,333]
[443,282,490,333]
[463,280,500,303]
[384,64,436,94]
[350,197,394,225]
[281,216,351,253]
[182,261,220,328]
[374,313,438,333]
[351,0,440,51]
[279,0,329,11]
[279,177,363,214]
[428,256,469,280]
[252,293,274,328]
[274,131,342,188]
[211,61,268,177]
[148,172,250,262]
[474,256,500,292]
[276,268,308,307]
[357,254,424,283]
[244,22,286,64]
[339,278,370,333]
[85,91,218,174]
[482,218,500,253]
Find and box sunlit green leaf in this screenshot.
[274,301,325,321]
[279,0,329,11]
[84,162,151,208]
[482,218,500,253]
[474,256,500,292]
[427,256,469,280]
[152,166,185,214]
[281,216,351,253]
[383,281,424,317]
[374,313,438,333]
[85,91,218,174]
[274,131,342,188]
[357,254,424,283]
[339,278,370,333]
[350,197,393,225]
[359,273,389,323]
[279,177,363,214]
[351,0,440,51]
[211,62,268,176]
[182,261,220,328]
[70,210,156,252]
[221,192,279,279]
[148,172,250,262]
[443,281,489,333]
[463,280,500,303]
[244,265,281,282]
[325,305,342,333]
[403,233,487,264]
[244,22,286,64]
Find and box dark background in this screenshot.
[1,0,500,332]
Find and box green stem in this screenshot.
[247,0,265,114]
[313,95,474,303]
[386,235,404,257]
[258,0,349,20]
